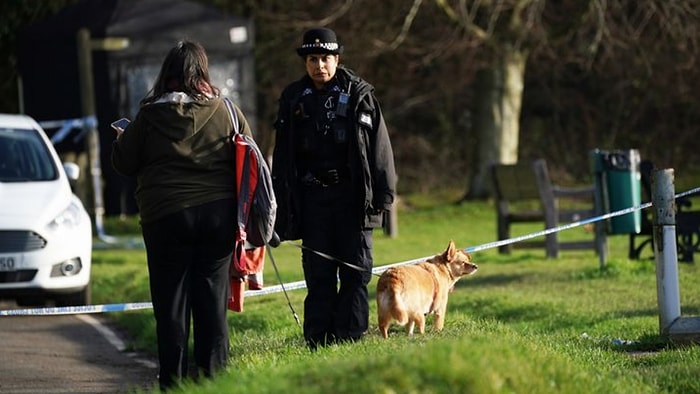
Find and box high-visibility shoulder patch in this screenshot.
[359,112,372,128]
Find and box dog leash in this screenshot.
[264,234,379,327]
[265,243,301,327]
[262,230,301,327]
[285,242,382,278]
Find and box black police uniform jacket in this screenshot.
[272,65,397,241]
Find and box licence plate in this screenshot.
[0,255,20,271]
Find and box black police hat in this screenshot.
[296,28,344,57]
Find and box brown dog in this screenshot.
[376,240,477,338]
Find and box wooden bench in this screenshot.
[491,159,602,258]
[629,160,700,262]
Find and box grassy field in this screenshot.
[94,191,700,393]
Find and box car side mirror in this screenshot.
[63,162,80,190]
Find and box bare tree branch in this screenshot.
[434,0,489,39]
[486,0,505,38]
[583,0,607,68]
[515,0,545,50]
[255,0,354,28]
[387,0,423,50]
[300,0,354,28]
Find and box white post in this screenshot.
[652,169,681,334]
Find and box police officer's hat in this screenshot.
[296,28,344,57]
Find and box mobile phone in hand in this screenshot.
[110,118,130,132]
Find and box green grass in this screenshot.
[93,191,700,393]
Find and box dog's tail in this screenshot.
[378,289,408,325]
[377,275,409,325]
[390,290,409,324]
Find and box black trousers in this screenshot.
[300,182,373,348]
[141,198,235,390]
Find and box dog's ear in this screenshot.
[444,240,457,261]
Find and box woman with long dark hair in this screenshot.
[112,40,251,390]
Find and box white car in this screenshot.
[0,114,92,307]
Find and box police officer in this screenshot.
[272,27,397,350]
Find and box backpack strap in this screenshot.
[223,97,240,135]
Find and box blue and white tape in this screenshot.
[40,116,96,144]
[0,302,153,316]
[2,187,698,317]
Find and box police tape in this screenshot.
[39,116,97,144]
[0,302,154,316]
[2,187,699,317]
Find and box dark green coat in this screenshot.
[112,94,251,223]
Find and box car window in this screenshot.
[0,128,58,182]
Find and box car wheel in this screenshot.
[55,283,92,307]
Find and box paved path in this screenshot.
[0,302,157,393]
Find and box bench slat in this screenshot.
[491,159,602,258]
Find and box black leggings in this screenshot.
[141,198,236,390]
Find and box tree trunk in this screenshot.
[463,45,527,200]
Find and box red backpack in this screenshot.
[223,98,277,311]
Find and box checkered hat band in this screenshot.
[301,42,339,51]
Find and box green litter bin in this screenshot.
[590,149,642,234]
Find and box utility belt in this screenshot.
[301,168,350,187]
